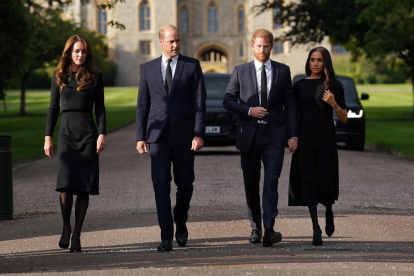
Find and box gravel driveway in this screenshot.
[1,123,413,275]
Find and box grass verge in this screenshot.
[0,87,137,161]
[356,83,414,156]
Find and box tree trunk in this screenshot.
[19,76,29,115]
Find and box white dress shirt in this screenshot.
[248,58,272,123]
[161,54,179,84]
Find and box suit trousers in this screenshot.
[240,124,284,231]
[149,123,195,241]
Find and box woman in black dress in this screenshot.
[44,34,106,252]
[288,47,347,246]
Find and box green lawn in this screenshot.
[1,84,413,161]
[0,87,138,161]
[356,83,414,156]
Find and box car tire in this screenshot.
[347,131,365,151]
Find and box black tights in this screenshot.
[59,192,89,244]
[308,204,333,230]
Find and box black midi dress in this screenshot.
[45,72,106,195]
[288,78,346,206]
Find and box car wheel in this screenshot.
[347,131,365,151]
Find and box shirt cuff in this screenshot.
[248,107,252,116]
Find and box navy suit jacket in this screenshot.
[136,54,206,144]
[223,60,298,152]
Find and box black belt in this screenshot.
[62,109,92,113]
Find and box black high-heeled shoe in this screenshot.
[70,234,82,252]
[325,209,335,237]
[312,228,323,246]
[58,225,71,249]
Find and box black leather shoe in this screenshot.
[249,229,262,243]
[312,228,323,246]
[325,210,335,237]
[157,240,172,252]
[263,229,282,247]
[175,223,188,247]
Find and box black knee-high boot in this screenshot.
[325,204,335,237]
[70,193,89,252]
[59,192,73,249]
[308,205,323,246]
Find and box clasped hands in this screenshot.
[136,136,204,154]
[287,138,298,154]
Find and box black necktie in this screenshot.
[261,64,268,108]
[165,59,172,94]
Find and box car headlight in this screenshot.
[347,110,363,118]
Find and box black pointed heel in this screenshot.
[58,225,71,249]
[69,234,82,253]
[312,228,323,246]
[325,209,335,237]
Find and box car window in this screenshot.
[293,75,358,102]
[338,78,359,101]
[204,76,231,100]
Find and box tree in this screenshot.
[255,0,414,118]
[0,0,125,115]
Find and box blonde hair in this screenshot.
[251,29,274,44]
[159,25,179,40]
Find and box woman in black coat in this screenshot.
[288,47,347,246]
[44,34,106,252]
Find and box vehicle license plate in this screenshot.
[206,126,220,133]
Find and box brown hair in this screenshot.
[159,25,179,40]
[251,29,274,44]
[55,34,99,93]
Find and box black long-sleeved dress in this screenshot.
[288,78,346,206]
[45,71,106,195]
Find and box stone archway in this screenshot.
[194,42,231,73]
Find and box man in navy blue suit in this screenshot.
[223,29,298,247]
[136,25,206,252]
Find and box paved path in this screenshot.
[1,124,413,275]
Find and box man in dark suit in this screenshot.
[136,25,206,252]
[223,29,298,247]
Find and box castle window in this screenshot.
[208,2,218,33]
[181,7,188,34]
[182,44,187,56]
[140,41,151,56]
[140,0,150,31]
[238,6,244,33]
[98,9,107,34]
[273,8,283,29]
[332,44,348,55]
[273,41,284,54]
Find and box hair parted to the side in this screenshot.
[159,25,179,40]
[305,46,343,99]
[251,29,274,44]
[55,34,99,93]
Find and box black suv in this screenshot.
[293,74,369,151]
[203,73,237,146]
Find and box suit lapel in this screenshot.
[168,55,184,99]
[249,61,260,106]
[154,56,168,96]
[267,61,279,106]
